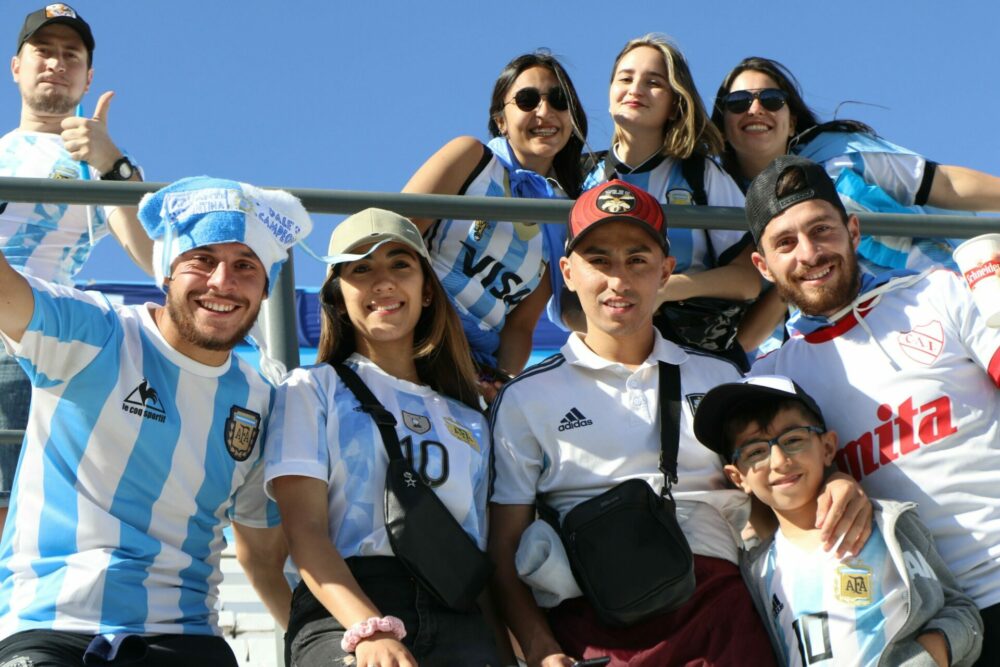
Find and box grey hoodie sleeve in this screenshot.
[895,510,983,667]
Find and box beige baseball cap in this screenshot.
[326,208,430,266]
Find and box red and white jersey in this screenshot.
[753,269,1000,607]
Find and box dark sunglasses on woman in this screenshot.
[720,88,789,114]
[507,86,569,112]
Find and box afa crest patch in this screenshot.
[225,406,261,461]
[445,417,479,452]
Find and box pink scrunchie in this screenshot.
[340,615,407,653]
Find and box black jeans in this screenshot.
[286,556,499,667]
[0,629,238,666]
[974,601,1000,667]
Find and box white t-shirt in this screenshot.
[753,269,1000,607]
[491,331,749,564]
[264,354,490,555]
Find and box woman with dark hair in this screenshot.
[554,34,760,368]
[403,51,588,384]
[264,209,500,666]
[713,55,1000,273]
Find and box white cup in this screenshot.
[953,233,1000,327]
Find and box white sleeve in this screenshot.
[3,276,117,383]
[824,151,929,206]
[489,387,544,506]
[934,271,1000,386]
[263,366,333,499]
[231,457,281,528]
[704,160,751,264]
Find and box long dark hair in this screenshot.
[487,51,588,197]
[711,57,874,181]
[610,34,724,159]
[317,258,482,410]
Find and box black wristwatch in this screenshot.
[101,156,138,181]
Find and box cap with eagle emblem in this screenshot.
[565,179,669,255]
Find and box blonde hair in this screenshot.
[610,34,724,159]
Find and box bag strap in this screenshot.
[333,363,405,461]
[657,362,682,497]
[679,155,708,206]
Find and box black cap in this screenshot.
[17,4,94,57]
[693,375,826,458]
[744,155,847,246]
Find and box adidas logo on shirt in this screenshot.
[558,407,593,432]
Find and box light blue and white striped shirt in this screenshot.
[0,276,277,637]
[264,354,490,556]
[0,130,115,284]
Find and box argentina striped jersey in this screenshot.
[264,354,490,555]
[0,276,277,637]
[582,152,749,274]
[0,131,114,284]
[423,147,556,337]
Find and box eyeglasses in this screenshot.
[720,88,789,114]
[730,425,825,470]
[506,86,570,113]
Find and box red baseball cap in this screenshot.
[566,180,669,254]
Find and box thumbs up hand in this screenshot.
[59,91,123,174]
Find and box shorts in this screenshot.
[547,555,778,666]
[0,350,30,508]
[286,556,500,667]
[0,629,238,667]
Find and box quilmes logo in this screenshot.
[122,378,167,423]
[834,394,957,482]
[558,407,592,432]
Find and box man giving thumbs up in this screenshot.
[0,4,152,530]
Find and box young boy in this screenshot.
[693,375,983,667]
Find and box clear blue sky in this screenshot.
[3,0,998,287]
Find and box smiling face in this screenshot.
[561,221,675,359]
[723,70,794,172]
[609,45,674,136]
[724,405,836,520]
[12,23,92,115]
[493,65,572,175]
[752,199,861,318]
[160,243,267,364]
[337,241,430,360]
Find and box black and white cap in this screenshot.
[693,374,826,457]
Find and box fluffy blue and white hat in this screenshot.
[138,176,313,292]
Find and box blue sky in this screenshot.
[3,0,998,287]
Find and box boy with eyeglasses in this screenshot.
[694,375,982,667]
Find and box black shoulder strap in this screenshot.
[333,364,405,461]
[679,155,708,206]
[657,361,682,496]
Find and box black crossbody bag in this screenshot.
[334,364,492,612]
[538,362,695,627]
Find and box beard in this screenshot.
[24,88,82,116]
[165,290,261,352]
[773,251,861,318]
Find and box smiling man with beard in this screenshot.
[748,156,1000,667]
[0,176,312,666]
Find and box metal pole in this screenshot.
[264,252,300,372]
[0,176,996,236]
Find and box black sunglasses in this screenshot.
[506,86,569,113]
[721,88,789,114]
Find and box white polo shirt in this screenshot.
[491,330,749,564]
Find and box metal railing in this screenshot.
[2,175,995,371]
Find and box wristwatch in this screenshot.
[100,156,138,181]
